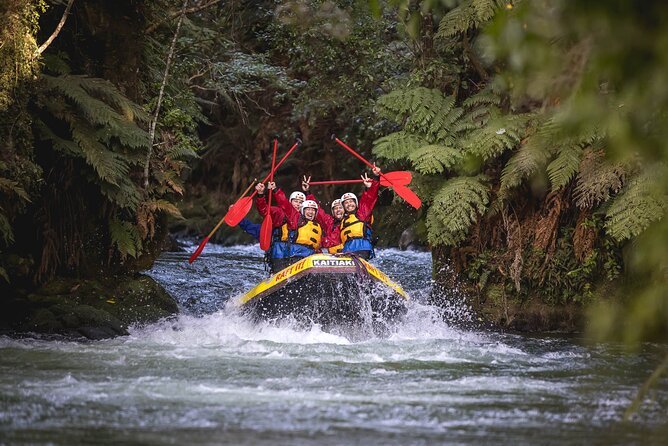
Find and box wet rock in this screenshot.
[399,227,418,251]
[1,274,177,340]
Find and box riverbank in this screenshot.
[0,275,178,340]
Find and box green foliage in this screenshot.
[573,149,626,209]
[469,223,623,307]
[462,110,531,164]
[436,0,509,39]
[605,165,667,242]
[0,0,43,111]
[0,173,31,245]
[426,176,490,246]
[374,131,430,162]
[408,144,461,175]
[35,73,148,207]
[546,144,583,192]
[109,218,143,260]
[374,85,526,245]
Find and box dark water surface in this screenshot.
[1,244,667,445]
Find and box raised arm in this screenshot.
[357,177,380,222]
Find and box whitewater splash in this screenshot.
[3,243,667,446]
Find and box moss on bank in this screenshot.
[0,275,178,340]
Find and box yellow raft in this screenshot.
[236,254,409,328]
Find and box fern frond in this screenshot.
[377,87,448,121]
[0,211,13,244]
[408,144,462,175]
[463,113,529,162]
[71,121,130,186]
[150,199,184,219]
[605,165,667,241]
[462,88,502,109]
[167,144,199,159]
[435,0,505,39]
[43,75,150,150]
[500,137,550,192]
[0,266,8,283]
[574,149,626,209]
[77,76,149,123]
[0,178,30,202]
[99,175,142,210]
[109,218,142,260]
[547,144,584,191]
[35,120,82,157]
[426,176,490,246]
[373,131,429,162]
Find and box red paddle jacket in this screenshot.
[273,188,329,230]
[255,194,287,229]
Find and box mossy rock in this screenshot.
[2,274,177,339]
[107,275,178,325]
[49,303,128,337]
[27,308,64,333]
[38,278,78,296]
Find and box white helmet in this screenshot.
[331,199,342,210]
[341,192,358,206]
[289,191,306,202]
[300,199,318,215]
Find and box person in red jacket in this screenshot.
[254,182,292,273]
[319,199,345,254]
[338,166,381,259]
[270,180,328,259]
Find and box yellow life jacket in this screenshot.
[328,243,344,254]
[280,222,290,242]
[340,213,373,244]
[272,222,291,243]
[293,220,322,250]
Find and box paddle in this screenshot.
[260,140,278,251]
[309,171,412,187]
[333,137,422,209]
[188,179,257,264]
[223,139,301,227]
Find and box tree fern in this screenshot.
[463,112,531,163]
[36,73,150,209]
[373,131,429,162]
[574,149,626,209]
[426,176,490,246]
[0,174,31,245]
[546,143,584,191]
[500,136,550,192]
[109,218,143,260]
[43,75,150,149]
[408,144,462,175]
[99,175,142,210]
[605,165,667,241]
[435,0,507,39]
[376,87,461,142]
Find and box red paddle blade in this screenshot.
[380,171,412,186]
[259,216,273,251]
[391,183,422,209]
[188,236,210,264]
[224,197,253,227]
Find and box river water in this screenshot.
[1,244,667,445]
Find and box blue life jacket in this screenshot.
[270,223,292,259]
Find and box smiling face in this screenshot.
[291,197,304,211]
[343,199,357,213]
[332,203,344,220]
[304,207,317,220]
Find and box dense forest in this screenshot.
[1,0,666,346]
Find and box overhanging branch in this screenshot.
[35,0,75,57]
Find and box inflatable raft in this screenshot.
[236,254,408,329]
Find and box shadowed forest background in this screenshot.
[1,0,667,352]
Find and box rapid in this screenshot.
[1,244,667,445]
